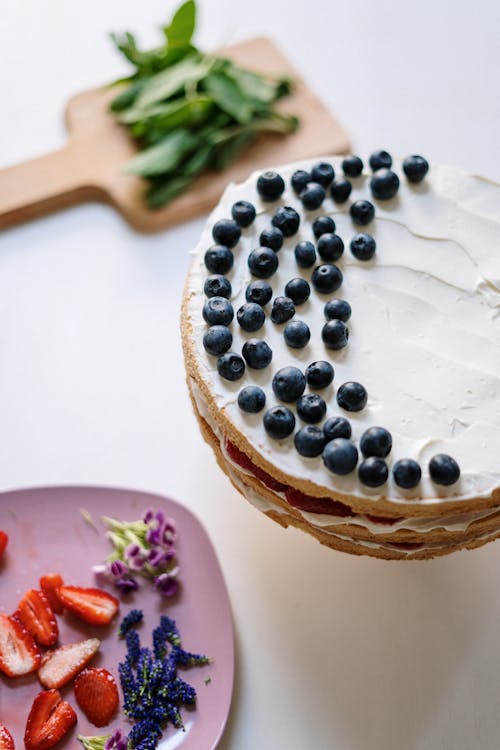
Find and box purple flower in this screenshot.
[116,577,139,594]
[143,507,155,524]
[105,729,128,750]
[154,573,179,597]
[147,547,176,569]
[110,559,129,578]
[154,509,166,526]
[125,543,141,561]
[146,526,161,546]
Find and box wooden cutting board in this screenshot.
[0,36,349,232]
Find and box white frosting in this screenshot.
[189,377,500,535]
[186,157,500,505]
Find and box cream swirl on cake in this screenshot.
[182,154,500,558]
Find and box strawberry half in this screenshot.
[57,586,119,626]
[0,531,8,559]
[74,667,119,727]
[15,589,59,647]
[0,724,14,750]
[38,637,100,689]
[24,689,76,750]
[0,613,41,677]
[39,574,64,615]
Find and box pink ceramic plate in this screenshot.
[0,486,234,749]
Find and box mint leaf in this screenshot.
[124,129,198,176]
[163,0,196,50]
[204,71,254,124]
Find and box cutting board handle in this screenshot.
[0,144,106,230]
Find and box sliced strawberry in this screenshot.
[74,667,119,727]
[38,637,100,689]
[0,531,8,559]
[0,613,41,677]
[0,724,14,750]
[39,574,64,615]
[24,689,76,750]
[15,589,58,647]
[57,586,119,626]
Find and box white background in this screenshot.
[2,1,500,748]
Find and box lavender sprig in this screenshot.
[117,609,210,749]
[94,508,179,597]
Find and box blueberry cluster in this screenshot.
[200,156,460,491]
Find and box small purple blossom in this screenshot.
[105,729,128,750]
[154,573,179,597]
[110,559,128,578]
[125,543,141,560]
[143,508,155,524]
[146,526,161,546]
[147,547,176,569]
[116,577,139,593]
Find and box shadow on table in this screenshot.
[250,525,498,750]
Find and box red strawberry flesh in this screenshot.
[74,667,119,727]
[0,614,41,677]
[0,724,14,750]
[0,531,8,559]
[38,637,100,689]
[15,589,59,647]
[24,689,76,750]
[39,574,64,615]
[57,586,119,626]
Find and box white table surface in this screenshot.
[2,2,500,748]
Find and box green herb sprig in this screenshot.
[110,0,298,208]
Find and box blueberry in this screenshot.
[370,169,400,200]
[403,155,429,183]
[202,296,234,325]
[342,155,364,177]
[204,245,234,274]
[311,264,343,294]
[272,206,300,237]
[429,454,460,486]
[204,274,232,299]
[324,299,352,322]
[296,393,327,423]
[294,241,317,268]
[212,219,241,248]
[257,170,285,201]
[217,352,245,381]
[306,360,334,389]
[360,426,392,458]
[248,247,279,278]
[369,150,392,171]
[238,385,266,413]
[294,426,326,457]
[203,325,233,356]
[322,319,349,349]
[284,320,311,348]
[350,200,375,225]
[236,303,265,332]
[358,457,389,487]
[312,216,336,238]
[242,339,273,369]
[231,200,256,228]
[284,278,311,305]
[271,296,295,324]
[260,226,284,251]
[330,178,352,203]
[322,438,359,475]
[272,366,306,402]
[311,161,335,186]
[291,169,312,194]
[263,406,296,439]
[393,458,422,489]
[323,416,352,441]
[350,233,376,260]
[300,183,326,210]
[337,381,367,412]
[245,280,273,306]
[317,233,344,262]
